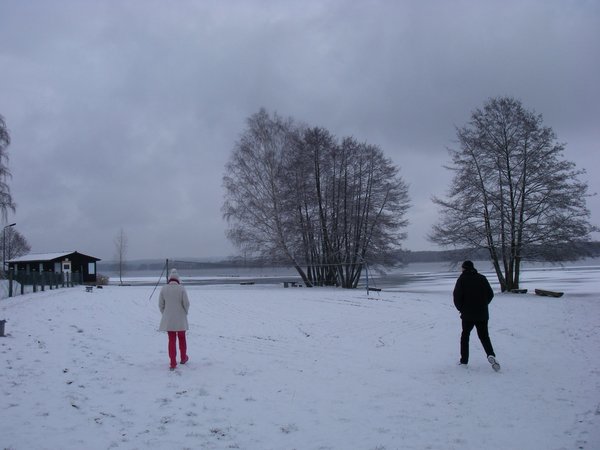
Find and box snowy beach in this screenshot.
[1,264,599,450]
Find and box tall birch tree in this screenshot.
[0,114,16,221]
[222,109,310,281]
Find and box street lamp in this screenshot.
[3,222,16,273]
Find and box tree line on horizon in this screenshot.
[98,240,600,273]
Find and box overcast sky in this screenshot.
[1,0,598,261]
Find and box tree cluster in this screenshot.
[223,109,410,288]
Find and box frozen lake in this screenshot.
[104,258,600,293]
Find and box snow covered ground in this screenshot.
[1,265,599,450]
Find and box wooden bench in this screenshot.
[85,286,93,293]
[535,288,563,298]
[283,281,300,288]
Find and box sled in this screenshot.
[509,289,528,294]
[534,288,564,298]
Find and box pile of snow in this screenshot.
[0,279,23,299]
[1,266,598,449]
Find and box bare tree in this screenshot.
[0,114,16,221]
[431,97,597,291]
[114,228,128,285]
[3,227,31,260]
[222,109,306,273]
[223,109,410,288]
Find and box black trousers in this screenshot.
[460,319,495,364]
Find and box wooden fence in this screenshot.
[6,271,84,297]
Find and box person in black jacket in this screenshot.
[453,260,500,371]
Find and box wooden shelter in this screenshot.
[8,251,101,283]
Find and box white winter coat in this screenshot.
[158,282,190,331]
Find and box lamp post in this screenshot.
[3,222,16,273]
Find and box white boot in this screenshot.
[487,355,501,372]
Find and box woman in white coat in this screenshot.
[159,269,190,370]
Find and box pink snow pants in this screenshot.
[167,331,187,368]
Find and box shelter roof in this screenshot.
[8,251,101,263]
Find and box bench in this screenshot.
[85,286,93,293]
[535,288,563,298]
[283,281,301,288]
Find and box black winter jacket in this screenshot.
[453,269,494,321]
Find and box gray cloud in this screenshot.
[1,0,598,260]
